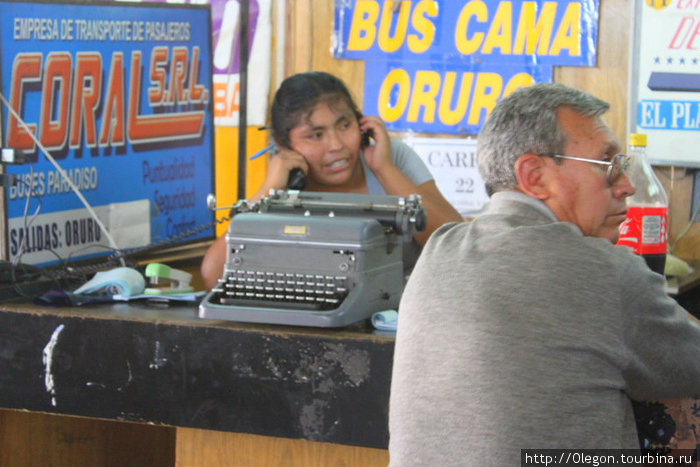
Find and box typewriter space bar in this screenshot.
[219,297,332,311]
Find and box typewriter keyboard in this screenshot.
[212,270,350,311]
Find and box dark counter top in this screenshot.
[3,299,697,454]
[0,301,394,449]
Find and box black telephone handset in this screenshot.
[287,168,307,190]
[361,129,373,148]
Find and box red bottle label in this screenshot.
[616,206,668,254]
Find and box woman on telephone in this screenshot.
[200,71,462,290]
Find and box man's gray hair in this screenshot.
[477,82,610,195]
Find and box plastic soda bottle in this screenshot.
[616,133,668,275]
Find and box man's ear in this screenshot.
[514,153,550,200]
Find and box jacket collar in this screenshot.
[487,191,558,223]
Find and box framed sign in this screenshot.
[0,0,216,265]
[403,136,488,217]
[631,0,700,166]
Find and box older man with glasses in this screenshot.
[388,83,700,466]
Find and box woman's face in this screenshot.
[287,99,363,188]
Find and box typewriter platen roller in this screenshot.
[198,190,425,327]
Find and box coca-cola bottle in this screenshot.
[616,133,668,275]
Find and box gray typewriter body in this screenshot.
[198,191,425,327]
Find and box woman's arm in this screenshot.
[359,116,463,244]
[201,234,227,290]
[371,165,463,245]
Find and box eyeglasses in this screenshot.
[539,153,631,185]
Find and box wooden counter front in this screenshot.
[0,301,393,467]
[2,299,699,467]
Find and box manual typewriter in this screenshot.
[198,190,426,327]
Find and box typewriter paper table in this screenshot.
[0,301,392,467]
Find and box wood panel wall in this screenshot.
[281,0,700,262]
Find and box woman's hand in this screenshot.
[250,147,309,201]
[359,115,394,176]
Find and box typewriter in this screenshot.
[198,190,426,327]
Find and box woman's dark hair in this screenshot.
[270,71,363,148]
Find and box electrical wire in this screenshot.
[0,91,126,266]
[8,176,54,297]
[13,165,40,264]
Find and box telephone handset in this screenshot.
[361,129,373,148]
[287,168,307,190]
[255,145,306,190]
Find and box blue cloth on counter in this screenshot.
[35,290,115,307]
[73,267,145,298]
[112,292,206,302]
[372,310,398,332]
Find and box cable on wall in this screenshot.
[0,91,126,267]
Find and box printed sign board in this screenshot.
[111,0,272,126]
[364,60,552,135]
[333,0,599,135]
[631,0,700,166]
[0,0,216,265]
[210,0,271,126]
[403,136,488,217]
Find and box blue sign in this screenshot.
[333,0,598,135]
[0,0,215,265]
[334,0,599,66]
[364,60,552,134]
[638,99,700,131]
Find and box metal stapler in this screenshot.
[144,263,195,295]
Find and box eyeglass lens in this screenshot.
[608,154,629,184]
